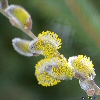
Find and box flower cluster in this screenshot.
[35,56,74,86]
[29,31,62,58]
[12,31,75,87]
[68,55,96,80]
[12,30,100,96]
[12,31,62,57]
[0,0,100,96]
[68,55,99,96]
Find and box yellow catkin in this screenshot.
[12,38,33,56]
[6,5,32,29]
[72,55,96,79]
[35,68,61,87]
[29,31,62,58]
[35,56,74,86]
[51,56,74,80]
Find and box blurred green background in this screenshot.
[0,0,100,100]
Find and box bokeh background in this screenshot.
[0,0,100,100]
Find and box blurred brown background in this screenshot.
[0,0,100,100]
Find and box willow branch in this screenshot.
[0,0,68,62]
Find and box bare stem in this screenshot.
[15,26,37,39]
